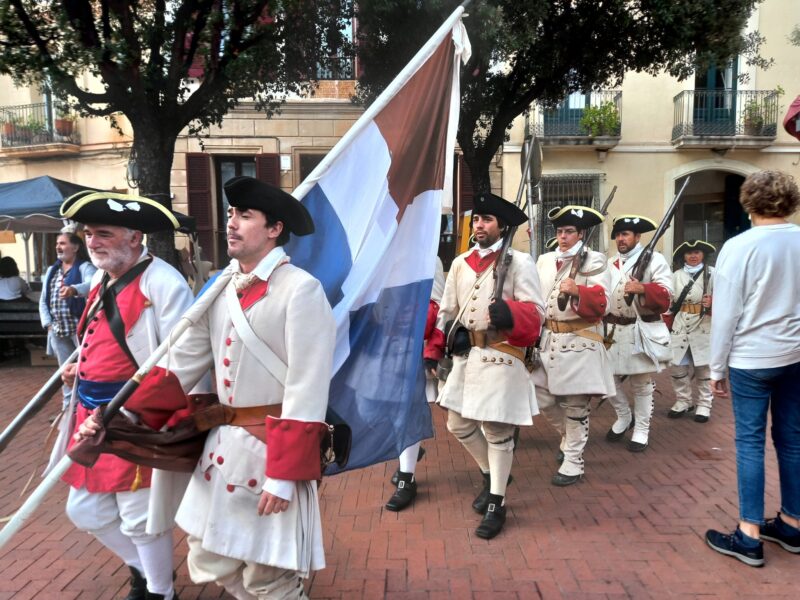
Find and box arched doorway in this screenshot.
[664,160,757,263]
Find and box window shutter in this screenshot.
[186,153,214,262]
[256,154,281,186]
[459,155,474,213]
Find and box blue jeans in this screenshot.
[48,330,78,409]
[729,362,800,526]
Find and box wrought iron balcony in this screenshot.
[528,90,622,149]
[316,55,355,80]
[1,102,80,152]
[672,89,779,149]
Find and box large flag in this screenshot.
[286,9,471,472]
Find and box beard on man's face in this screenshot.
[90,244,137,274]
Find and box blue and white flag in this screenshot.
[286,10,471,472]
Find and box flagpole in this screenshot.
[293,1,472,201]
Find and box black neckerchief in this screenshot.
[79,257,153,366]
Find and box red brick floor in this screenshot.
[0,358,796,599]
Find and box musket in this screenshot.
[556,186,617,311]
[623,176,691,306]
[699,264,711,318]
[493,136,541,299]
[0,349,78,454]
[0,270,234,550]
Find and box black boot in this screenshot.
[123,566,147,600]
[385,471,417,511]
[475,494,506,539]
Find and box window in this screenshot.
[536,174,601,255]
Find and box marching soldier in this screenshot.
[56,192,195,600]
[605,216,673,452]
[424,193,544,539]
[533,206,614,486]
[666,240,716,422]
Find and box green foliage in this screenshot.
[579,102,620,137]
[0,0,352,194]
[354,0,764,192]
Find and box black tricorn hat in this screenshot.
[61,191,181,233]
[472,192,528,227]
[610,214,657,238]
[548,205,604,229]
[673,240,716,261]
[224,176,314,236]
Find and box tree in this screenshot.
[355,0,764,194]
[0,0,349,259]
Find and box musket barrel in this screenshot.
[0,349,79,454]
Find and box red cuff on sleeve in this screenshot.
[424,327,445,361]
[265,417,326,481]
[424,300,440,341]
[504,300,541,347]
[573,285,607,320]
[662,312,675,331]
[125,366,189,431]
[641,283,671,312]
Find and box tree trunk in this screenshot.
[132,131,181,270]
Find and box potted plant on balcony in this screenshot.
[742,99,764,136]
[2,113,20,138]
[579,101,621,137]
[55,113,76,136]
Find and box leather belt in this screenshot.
[544,318,604,344]
[469,330,526,362]
[544,318,597,334]
[229,404,283,427]
[605,313,662,326]
[680,303,702,314]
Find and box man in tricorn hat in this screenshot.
[605,215,673,452]
[533,205,615,486]
[424,193,544,539]
[123,176,336,598]
[666,240,716,422]
[56,191,197,600]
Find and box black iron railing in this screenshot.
[316,55,355,80]
[672,89,779,139]
[0,102,80,148]
[530,90,622,137]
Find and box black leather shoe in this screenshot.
[627,441,648,453]
[556,450,565,464]
[385,472,417,511]
[551,472,582,487]
[472,473,513,514]
[668,406,694,418]
[605,417,635,442]
[390,447,426,484]
[475,494,506,539]
[694,414,709,423]
[145,593,179,600]
[123,567,147,600]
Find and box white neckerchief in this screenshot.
[472,237,503,258]
[618,242,643,263]
[555,240,583,261]
[683,262,704,275]
[229,246,288,290]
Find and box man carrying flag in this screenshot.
[425,193,544,539]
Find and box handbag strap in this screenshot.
[225,282,287,384]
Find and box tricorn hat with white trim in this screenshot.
[610,214,657,238]
[673,239,716,261]
[224,176,314,236]
[547,205,604,229]
[544,236,558,250]
[61,191,181,233]
[472,192,528,227]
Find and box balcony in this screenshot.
[671,89,779,150]
[529,90,622,150]
[1,102,81,158]
[316,55,355,80]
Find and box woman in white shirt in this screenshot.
[705,170,800,567]
[0,256,30,301]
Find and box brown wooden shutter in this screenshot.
[185,153,214,263]
[256,154,281,186]
[459,155,474,213]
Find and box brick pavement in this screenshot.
[0,358,796,599]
